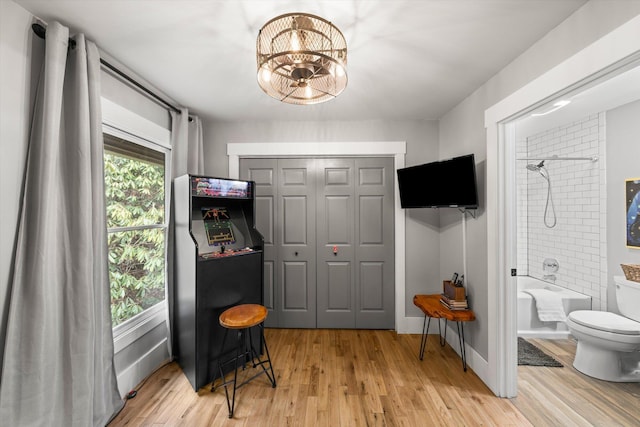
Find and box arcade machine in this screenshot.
[174,174,264,391]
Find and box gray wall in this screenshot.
[202,119,442,316]
[0,0,43,375]
[101,69,171,130]
[606,100,640,312]
[438,1,640,358]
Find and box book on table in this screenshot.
[439,294,468,310]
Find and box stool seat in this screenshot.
[219,304,267,329]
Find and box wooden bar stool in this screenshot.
[212,304,276,418]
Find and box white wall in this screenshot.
[203,119,441,317]
[439,1,640,359]
[606,99,640,312]
[0,0,44,375]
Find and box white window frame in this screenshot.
[101,97,171,347]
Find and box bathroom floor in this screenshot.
[511,338,640,426]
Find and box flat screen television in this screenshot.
[397,154,479,209]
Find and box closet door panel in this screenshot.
[240,158,278,326]
[277,158,316,328]
[355,158,395,329]
[317,158,356,328]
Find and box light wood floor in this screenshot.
[512,337,640,427]
[108,330,639,426]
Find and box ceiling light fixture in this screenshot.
[256,13,347,105]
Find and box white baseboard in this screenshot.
[116,338,171,398]
[399,315,425,334]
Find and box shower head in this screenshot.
[526,160,545,172]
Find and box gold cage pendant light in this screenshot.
[256,13,347,105]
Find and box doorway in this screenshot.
[240,157,395,329]
[485,18,640,397]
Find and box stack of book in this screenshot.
[440,293,469,310]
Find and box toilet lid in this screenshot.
[569,311,640,335]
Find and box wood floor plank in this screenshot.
[512,337,640,427]
[109,330,638,426]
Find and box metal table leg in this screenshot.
[419,315,432,360]
[456,321,467,371]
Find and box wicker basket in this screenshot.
[621,264,640,283]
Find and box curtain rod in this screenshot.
[31,22,186,117]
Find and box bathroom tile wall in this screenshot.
[516,139,529,276]
[517,113,607,310]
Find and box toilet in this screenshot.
[566,276,640,382]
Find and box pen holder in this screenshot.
[443,280,466,301]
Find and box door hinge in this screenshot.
[511,269,517,277]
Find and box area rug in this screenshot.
[517,337,563,367]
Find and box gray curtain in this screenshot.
[171,109,204,178]
[167,110,203,359]
[0,22,123,426]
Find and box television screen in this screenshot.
[397,154,478,209]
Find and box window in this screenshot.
[104,132,169,326]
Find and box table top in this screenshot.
[413,294,476,322]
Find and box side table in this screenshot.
[413,294,476,371]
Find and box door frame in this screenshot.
[228,141,408,331]
[484,16,640,397]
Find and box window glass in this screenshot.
[104,133,166,326]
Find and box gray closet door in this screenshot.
[316,159,356,328]
[277,158,317,328]
[241,158,278,327]
[241,156,394,329]
[354,157,394,329]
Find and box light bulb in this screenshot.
[305,84,312,98]
[291,31,300,51]
[260,67,271,83]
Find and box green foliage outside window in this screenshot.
[105,149,166,326]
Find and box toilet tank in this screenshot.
[614,276,640,322]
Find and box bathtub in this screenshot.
[517,276,592,339]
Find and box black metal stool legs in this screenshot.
[253,324,276,387]
[212,324,276,418]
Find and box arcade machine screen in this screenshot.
[201,207,235,246]
[189,178,256,259]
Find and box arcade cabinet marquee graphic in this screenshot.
[192,177,252,199]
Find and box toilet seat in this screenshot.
[568,311,640,335]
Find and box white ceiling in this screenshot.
[516,65,640,137]
[15,0,589,122]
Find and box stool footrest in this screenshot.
[212,353,275,392]
[211,317,276,418]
